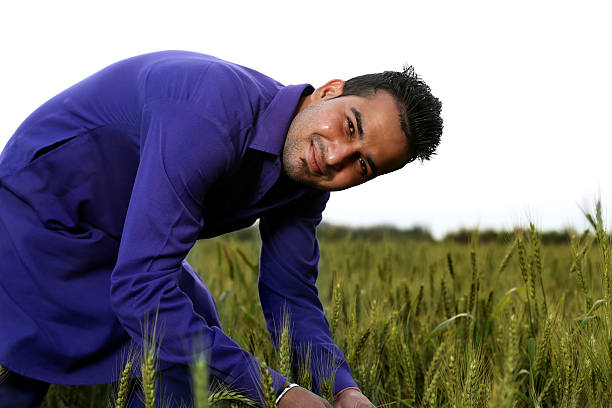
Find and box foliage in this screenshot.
[39,204,612,407]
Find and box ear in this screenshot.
[311,79,345,101]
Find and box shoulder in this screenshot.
[142,52,283,123]
[140,52,288,165]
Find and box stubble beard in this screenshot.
[282,121,308,185]
[281,101,328,189]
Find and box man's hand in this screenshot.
[277,385,332,408]
[333,388,375,408]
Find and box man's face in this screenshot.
[282,80,410,191]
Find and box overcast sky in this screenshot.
[1,0,610,237]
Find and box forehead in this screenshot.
[341,90,402,130]
[343,91,409,172]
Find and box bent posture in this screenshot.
[0,51,442,407]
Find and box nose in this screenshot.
[325,140,357,169]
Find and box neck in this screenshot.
[292,94,313,118]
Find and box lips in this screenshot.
[308,142,324,175]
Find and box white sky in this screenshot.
[1,0,610,238]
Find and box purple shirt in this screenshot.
[0,51,357,400]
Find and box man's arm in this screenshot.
[109,100,286,403]
[258,191,362,399]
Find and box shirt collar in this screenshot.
[249,84,314,156]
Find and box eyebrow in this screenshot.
[351,107,364,138]
[351,107,378,177]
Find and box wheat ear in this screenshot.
[115,359,133,408]
[259,360,276,408]
[141,346,156,408]
[208,388,255,405]
[278,309,292,381]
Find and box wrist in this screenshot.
[333,386,361,402]
[275,382,300,405]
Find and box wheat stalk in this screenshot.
[423,342,444,407]
[331,282,343,339]
[534,314,553,379]
[0,364,7,384]
[446,352,457,408]
[517,235,536,335]
[141,347,156,408]
[467,235,479,315]
[259,360,275,408]
[115,359,133,408]
[529,223,548,316]
[298,346,312,391]
[570,233,594,309]
[446,252,456,280]
[192,353,208,408]
[278,312,292,382]
[441,279,452,318]
[208,388,255,406]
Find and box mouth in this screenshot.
[308,141,324,176]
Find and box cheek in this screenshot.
[318,115,335,133]
[330,169,361,190]
[308,105,339,134]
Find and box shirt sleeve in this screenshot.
[258,191,359,395]
[109,100,285,402]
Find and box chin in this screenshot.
[284,169,327,191]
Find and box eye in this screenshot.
[347,118,355,137]
[358,157,368,176]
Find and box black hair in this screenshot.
[340,65,443,163]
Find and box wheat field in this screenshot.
[8,203,610,407]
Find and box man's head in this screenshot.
[282,66,443,191]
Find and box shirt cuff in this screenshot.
[244,366,286,405]
[332,361,359,395]
[270,368,288,395]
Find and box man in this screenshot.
[0,51,442,407]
